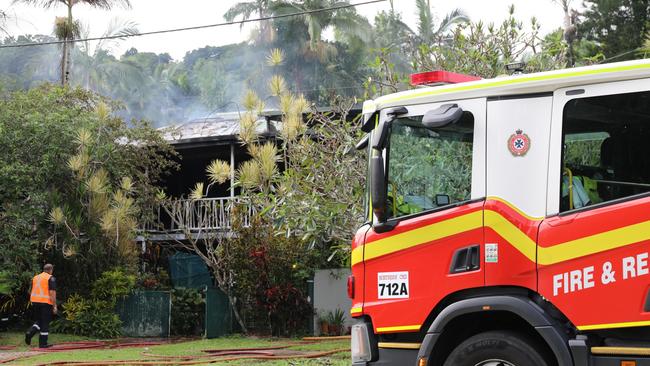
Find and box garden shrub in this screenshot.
[52,269,134,338]
[137,269,171,290]
[171,288,205,336]
[228,216,315,336]
[52,297,122,339]
[91,270,136,303]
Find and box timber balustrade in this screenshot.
[140,197,254,233]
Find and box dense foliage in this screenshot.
[579,0,650,60]
[52,269,135,338]
[170,288,205,336]
[0,86,176,313]
[228,215,315,336]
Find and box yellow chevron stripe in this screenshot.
[577,319,650,331]
[486,196,543,221]
[351,246,363,267]
[484,210,537,262]
[376,324,421,333]
[361,211,483,265]
[352,200,650,267]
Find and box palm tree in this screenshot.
[12,0,132,85]
[74,18,138,91]
[224,0,275,43]
[271,0,371,54]
[54,16,81,86]
[414,0,469,46]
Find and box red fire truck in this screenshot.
[349,59,650,366]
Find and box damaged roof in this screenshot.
[160,112,281,147]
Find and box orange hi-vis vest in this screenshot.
[30,272,53,305]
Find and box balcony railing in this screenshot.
[141,197,254,234]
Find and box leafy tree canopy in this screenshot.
[579,0,650,60]
[0,85,176,311]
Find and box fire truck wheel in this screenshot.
[442,330,550,366]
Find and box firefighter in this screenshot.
[25,264,57,348]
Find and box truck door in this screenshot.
[485,95,553,288]
[540,78,650,331]
[361,98,486,335]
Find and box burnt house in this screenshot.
[140,112,279,241]
[139,107,361,242]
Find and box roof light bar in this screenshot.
[410,70,481,87]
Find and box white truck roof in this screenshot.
[362,59,650,115]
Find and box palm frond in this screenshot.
[78,0,132,10]
[12,0,62,9]
[330,8,372,43]
[415,0,433,42]
[434,8,469,35]
[93,17,139,55]
[224,2,258,23]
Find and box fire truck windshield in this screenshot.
[385,114,474,219]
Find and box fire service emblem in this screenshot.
[508,129,530,156]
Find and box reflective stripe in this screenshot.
[378,342,422,350]
[577,319,650,331]
[376,324,421,333]
[33,324,40,330]
[40,332,48,335]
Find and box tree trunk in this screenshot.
[63,2,73,86]
[60,42,67,86]
[225,291,248,334]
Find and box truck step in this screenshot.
[592,346,650,356]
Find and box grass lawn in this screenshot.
[0,331,351,365]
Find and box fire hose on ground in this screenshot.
[0,336,351,365]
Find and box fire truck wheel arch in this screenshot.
[416,295,574,366]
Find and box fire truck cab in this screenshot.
[350,59,650,366]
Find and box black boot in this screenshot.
[38,333,51,348]
[25,325,38,345]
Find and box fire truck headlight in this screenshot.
[351,323,372,362]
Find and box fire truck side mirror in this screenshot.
[422,104,463,129]
[371,150,387,223]
[370,107,407,227]
[371,107,408,150]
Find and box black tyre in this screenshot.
[443,330,550,366]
